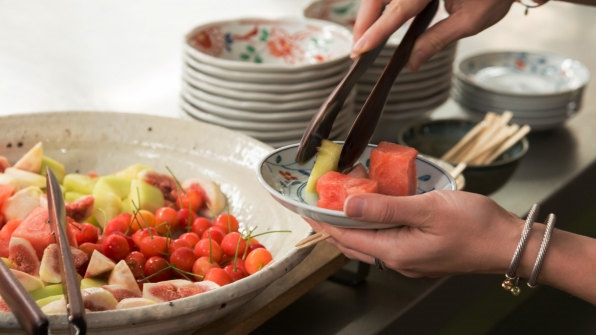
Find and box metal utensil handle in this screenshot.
[0,260,48,335]
[338,0,439,171]
[46,168,87,335]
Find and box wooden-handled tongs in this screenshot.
[296,0,439,171]
[46,167,87,335]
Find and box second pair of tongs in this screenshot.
[46,167,87,335]
[296,0,439,171]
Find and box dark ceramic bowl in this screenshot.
[398,119,529,195]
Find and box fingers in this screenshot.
[352,0,387,43]
[351,0,427,58]
[344,192,435,229]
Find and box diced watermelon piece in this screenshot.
[316,171,378,211]
[0,184,16,228]
[11,206,54,260]
[369,141,418,196]
[0,219,22,258]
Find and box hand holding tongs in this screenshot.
[296,0,439,171]
[46,167,87,335]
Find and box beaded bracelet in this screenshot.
[502,204,539,296]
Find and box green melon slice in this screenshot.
[305,140,342,194]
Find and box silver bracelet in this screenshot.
[502,204,539,296]
[527,213,557,288]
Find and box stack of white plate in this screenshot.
[453,50,591,131]
[304,0,456,143]
[181,17,354,147]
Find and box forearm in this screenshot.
[517,225,596,304]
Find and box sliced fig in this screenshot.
[1,186,43,221]
[82,287,119,311]
[182,178,228,219]
[10,268,44,292]
[142,279,204,302]
[116,297,156,309]
[13,142,43,173]
[65,195,94,222]
[8,236,40,276]
[138,169,178,204]
[41,296,67,314]
[39,243,89,283]
[108,260,141,296]
[85,249,116,278]
[102,284,142,301]
[39,244,61,283]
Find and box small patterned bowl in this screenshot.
[185,17,353,72]
[455,50,590,97]
[256,142,457,229]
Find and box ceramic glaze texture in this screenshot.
[458,51,590,95]
[0,112,312,335]
[453,51,590,131]
[180,17,355,147]
[186,18,352,69]
[257,142,456,229]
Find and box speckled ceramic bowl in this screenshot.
[0,111,312,335]
[398,119,529,195]
[257,142,457,229]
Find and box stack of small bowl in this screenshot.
[181,17,355,148]
[452,50,591,131]
[304,0,457,143]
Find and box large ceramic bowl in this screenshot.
[0,112,312,335]
[257,142,457,229]
[398,119,529,195]
[185,17,353,72]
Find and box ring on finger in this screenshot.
[374,257,387,271]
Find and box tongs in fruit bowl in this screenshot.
[0,258,48,335]
[296,0,439,172]
[46,167,87,335]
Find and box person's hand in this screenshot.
[351,0,516,71]
[307,190,523,277]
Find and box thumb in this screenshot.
[344,192,434,228]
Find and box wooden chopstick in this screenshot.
[442,111,529,166]
[295,231,331,249]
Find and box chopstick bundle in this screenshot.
[441,111,530,166]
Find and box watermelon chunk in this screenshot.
[11,206,54,260]
[369,141,418,196]
[0,219,22,258]
[316,171,378,211]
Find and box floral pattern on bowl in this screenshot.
[257,142,457,229]
[186,18,352,70]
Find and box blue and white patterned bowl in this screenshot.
[256,142,457,229]
[453,50,590,131]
